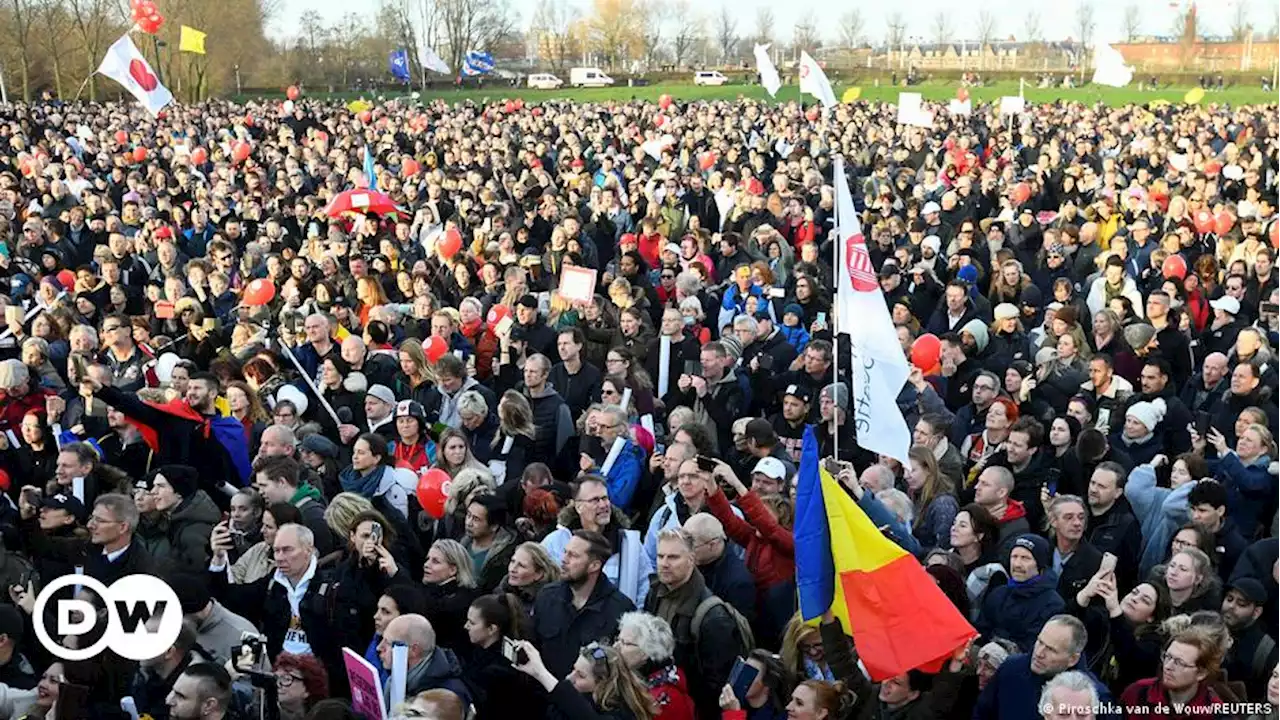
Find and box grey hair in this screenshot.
[430,539,477,589]
[460,297,484,316]
[859,465,896,493]
[876,489,915,525]
[94,493,139,533]
[1046,614,1089,656]
[678,296,705,321]
[684,513,725,543]
[732,315,758,340]
[598,404,628,429]
[667,406,695,432]
[276,522,316,552]
[1038,671,1098,717]
[68,325,99,347]
[655,527,694,552]
[21,337,50,358]
[675,273,702,298]
[618,611,676,663]
[456,390,489,419]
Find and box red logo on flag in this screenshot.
[128,59,158,92]
[845,232,877,292]
[800,64,810,78]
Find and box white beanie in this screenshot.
[1126,398,1167,432]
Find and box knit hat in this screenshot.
[1054,305,1079,329]
[152,464,199,499]
[0,359,29,389]
[956,265,980,286]
[1009,533,1052,574]
[783,303,804,319]
[1126,398,1167,432]
[1008,360,1034,379]
[1123,323,1158,351]
[301,434,340,460]
[821,382,849,412]
[993,303,1020,322]
[961,319,989,353]
[922,236,942,254]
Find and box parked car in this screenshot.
[528,73,564,90]
[693,71,729,86]
[569,67,614,88]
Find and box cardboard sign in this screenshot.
[896,93,922,125]
[948,99,972,116]
[558,266,598,304]
[999,96,1026,115]
[343,648,387,720]
[154,301,175,319]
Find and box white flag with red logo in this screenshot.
[97,34,173,117]
[834,156,911,463]
[798,51,836,109]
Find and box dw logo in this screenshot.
[32,574,183,661]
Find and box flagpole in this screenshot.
[832,154,842,463]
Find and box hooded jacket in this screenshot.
[461,526,518,593]
[1126,463,1194,577]
[163,490,221,572]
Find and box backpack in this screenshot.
[691,595,754,656]
[1253,634,1277,679]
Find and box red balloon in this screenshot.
[531,107,543,117]
[242,279,276,306]
[286,85,300,101]
[659,94,673,110]
[1012,183,1032,205]
[1271,221,1279,249]
[956,87,970,102]
[1193,209,1215,235]
[114,130,128,144]
[401,158,420,179]
[513,99,524,110]
[698,152,717,171]
[1213,211,1235,236]
[190,147,208,165]
[438,227,463,259]
[416,469,450,519]
[486,304,511,327]
[504,100,515,113]
[1161,254,1187,280]
[357,110,373,124]
[424,335,449,364]
[653,114,665,127]
[911,334,942,371]
[244,114,254,126]
[232,141,251,163]
[805,107,819,122]
[132,147,147,163]
[56,269,76,291]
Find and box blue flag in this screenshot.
[364,145,378,190]
[793,426,834,621]
[389,49,411,82]
[461,51,494,76]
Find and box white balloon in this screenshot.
[155,353,180,383]
[275,384,309,416]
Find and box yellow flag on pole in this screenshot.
[179,26,206,54]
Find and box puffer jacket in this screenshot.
[162,491,221,572]
[586,437,646,514]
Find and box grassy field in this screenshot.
[254,80,1277,107]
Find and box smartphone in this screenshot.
[1099,552,1118,576]
[369,521,383,547]
[683,359,702,378]
[815,312,828,328]
[654,442,666,455]
[728,657,759,703]
[696,455,718,473]
[501,637,527,665]
[4,306,20,325]
[234,633,267,672]
[1261,302,1279,315]
[1194,411,1211,437]
[71,354,89,382]
[581,436,605,463]
[822,458,844,476]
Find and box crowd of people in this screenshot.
[0,90,1275,720]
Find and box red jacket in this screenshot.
[0,386,53,434]
[460,319,499,381]
[646,666,695,720]
[1119,678,1221,719]
[707,489,795,592]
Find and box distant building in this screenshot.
[1112,39,1278,72]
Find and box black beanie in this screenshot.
[154,464,200,499]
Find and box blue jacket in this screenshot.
[1126,463,1193,577]
[588,438,645,514]
[1210,451,1275,538]
[974,654,1114,719]
[777,324,811,354]
[977,573,1065,653]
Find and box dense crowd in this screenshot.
[0,92,1275,720]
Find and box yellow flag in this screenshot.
[841,87,861,103]
[1184,87,1204,105]
[179,26,206,54]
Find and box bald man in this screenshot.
[341,336,397,388]
[378,614,471,704]
[1180,351,1229,414]
[684,514,756,624]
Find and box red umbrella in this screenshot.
[323,189,402,218]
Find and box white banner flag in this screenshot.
[96,34,173,117]
[833,156,912,464]
[419,46,451,75]
[798,51,836,109]
[754,44,781,97]
[1092,42,1133,88]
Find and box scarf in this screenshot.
[1121,431,1154,447]
[340,464,387,498]
[289,483,323,506]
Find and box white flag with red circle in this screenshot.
[834,156,912,464]
[97,34,173,117]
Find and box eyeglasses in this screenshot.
[275,673,305,687]
[88,514,121,526]
[576,495,610,506]
[1161,652,1197,671]
[102,325,123,333]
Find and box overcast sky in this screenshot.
[267,0,1257,47]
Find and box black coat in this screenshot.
[463,643,549,720]
[1056,539,1104,606]
[421,579,481,657]
[698,552,757,626]
[1087,498,1144,591]
[532,576,635,679]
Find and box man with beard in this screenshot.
[531,529,634,678]
[1220,577,1277,700]
[131,621,214,720]
[1113,358,1193,456]
[165,663,233,720]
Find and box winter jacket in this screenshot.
[1119,678,1222,719]
[1126,463,1194,577]
[463,642,549,720]
[532,576,635,679]
[542,504,652,607]
[421,579,480,657]
[644,570,744,720]
[585,437,646,514]
[645,493,744,569]
[669,370,746,455]
[1111,431,1163,467]
[913,493,961,552]
[1086,275,1144,319]
[697,550,757,625]
[193,600,258,664]
[526,384,577,477]
[1087,497,1144,591]
[973,654,1114,720]
[461,526,519,593]
[978,573,1065,653]
[397,646,472,705]
[704,490,795,592]
[159,491,221,573]
[1210,451,1276,539]
[337,464,410,522]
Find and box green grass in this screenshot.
[251,80,1277,107]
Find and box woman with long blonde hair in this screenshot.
[395,337,438,405]
[489,391,538,486]
[512,641,659,720]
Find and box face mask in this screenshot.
[683,316,695,327]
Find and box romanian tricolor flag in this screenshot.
[793,427,975,681]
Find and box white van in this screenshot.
[693,71,729,86]
[528,73,563,90]
[569,67,615,88]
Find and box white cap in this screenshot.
[752,457,787,480]
[1210,296,1240,316]
[922,201,941,215]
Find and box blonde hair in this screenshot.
[496,391,537,442]
[781,613,823,682]
[435,428,487,481]
[578,644,659,720]
[324,492,375,539]
[443,465,495,516]
[512,542,560,584]
[398,338,437,384]
[429,539,476,589]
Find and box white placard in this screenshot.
[948,99,972,116]
[600,436,626,476]
[558,266,598,304]
[351,192,370,208]
[657,336,672,396]
[999,96,1026,115]
[896,93,922,125]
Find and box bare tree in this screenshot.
[1122,4,1142,41]
[792,10,819,55]
[838,9,864,49]
[5,0,37,99]
[531,0,581,71]
[1023,10,1042,42]
[753,6,773,47]
[886,11,907,50]
[1074,1,1096,48]
[975,9,998,48]
[931,10,951,48]
[715,3,737,63]
[639,0,665,68]
[66,0,121,99]
[437,0,517,74]
[670,0,704,67]
[1230,0,1251,40]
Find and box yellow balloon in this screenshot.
[347,100,373,113]
[842,87,862,103]
[1184,88,1204,105]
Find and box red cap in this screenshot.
[155,226,173,240]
